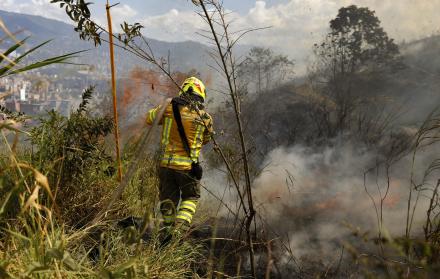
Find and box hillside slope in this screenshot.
[0,9,212,73]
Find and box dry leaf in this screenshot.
[34,169,53,200]
[22,185,41,213]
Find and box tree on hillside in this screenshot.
[238,47,294,95]
[311,5,401,139]
[317,5,400,73]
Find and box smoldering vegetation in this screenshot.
[204,134,440,277]
[253,141,439,273]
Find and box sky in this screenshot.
[1,0,440,72]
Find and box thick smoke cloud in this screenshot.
[248,140,438,262]
[201,104,440,263]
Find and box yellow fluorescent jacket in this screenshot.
[146,102,213,170]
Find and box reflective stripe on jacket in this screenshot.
[146,101,213,170]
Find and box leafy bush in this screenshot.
[29,86,115,225]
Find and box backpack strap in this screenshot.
[171,98,196,162]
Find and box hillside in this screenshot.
[0,9,213,74]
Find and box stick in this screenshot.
[106,1,123,182]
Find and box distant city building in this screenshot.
[1,75,73,116]
[4,97,20,113]
[20,83,26,101]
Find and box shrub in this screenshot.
[29,86,115,225]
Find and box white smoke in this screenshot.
[252,141,439,262]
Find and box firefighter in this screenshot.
[146,77,213,239]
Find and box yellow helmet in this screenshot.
[179,77,206,101]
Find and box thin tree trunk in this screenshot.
[199,1,257,277]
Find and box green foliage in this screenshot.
[0,105,26,122]
[315,5,400,73]
[238,47,294,95]
[31,86,113,179]
[49,0,101,45]
[306,5,404,142]
[345,227,440,278]
[77,86,94,113]
[50,0,144,47]
[0,37,82,78]
[118,22,144,46]
[93,229,200,279]
[29,86,114,224]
